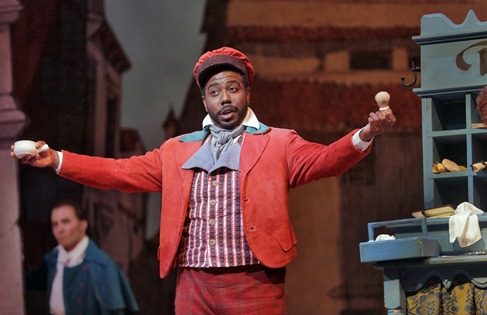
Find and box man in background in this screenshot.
[25,199,139,315]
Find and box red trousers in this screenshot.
[175,266,286,315]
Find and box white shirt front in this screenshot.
[49,236,89,315]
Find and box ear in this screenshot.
[80,220,88,234]
[202,95,208,112]
[246,87,251,103]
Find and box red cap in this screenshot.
[193,47,255,88]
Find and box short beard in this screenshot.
[210,103,248,130]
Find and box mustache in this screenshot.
[218,105,238,115]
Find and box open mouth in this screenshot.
[219,107,237,120]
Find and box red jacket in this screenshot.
[59,125,371,278]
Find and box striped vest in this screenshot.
[178,167,260,268]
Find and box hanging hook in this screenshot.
[401,58,421,87]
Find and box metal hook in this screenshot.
[401,58,421,87]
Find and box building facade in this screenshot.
[1,0,147,313]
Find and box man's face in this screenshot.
[202,70,250,130]
[51,204,87,252]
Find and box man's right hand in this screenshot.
[10,141,60,169]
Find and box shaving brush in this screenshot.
[375,91,390,112]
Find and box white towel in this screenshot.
[449,202,484,247]
[374,234,396,241]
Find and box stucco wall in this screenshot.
[287,177,343,314]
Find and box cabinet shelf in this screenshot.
[429,171,474,179]
[431,129,487,138]
[422,92,487,209]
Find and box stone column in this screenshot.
[0,1,27,314]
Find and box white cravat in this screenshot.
[49,236,89,315]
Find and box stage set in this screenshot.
[360,10,487,315]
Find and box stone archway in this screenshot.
[0,1,28,314]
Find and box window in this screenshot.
[350,50,391,70]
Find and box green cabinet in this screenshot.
[413,10,487,209]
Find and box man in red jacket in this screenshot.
[13,47,396,314]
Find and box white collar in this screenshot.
[56,235,89,267]
[202,107,260,130]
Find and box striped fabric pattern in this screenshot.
[178,168,260,268]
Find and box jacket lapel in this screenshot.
[240,133,269,176]
[176,140,202,186]
[176,123,270,177]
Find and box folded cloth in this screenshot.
[449,202,484,247]
[373,234,396,241]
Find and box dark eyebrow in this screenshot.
[207,79,240,90]
[207,82,221,89]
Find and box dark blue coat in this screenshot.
[28,238,139,315]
